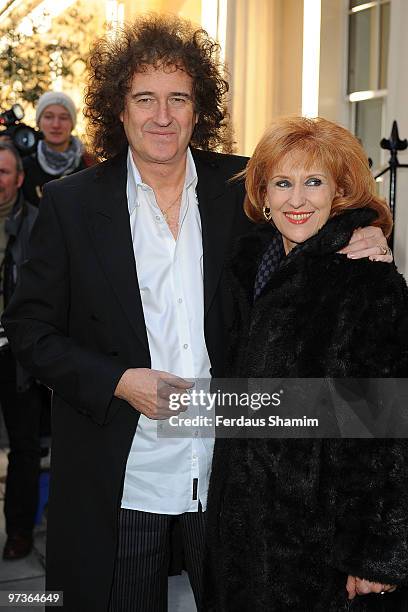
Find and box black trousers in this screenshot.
[109,505,205,612]
[0,349,50,536]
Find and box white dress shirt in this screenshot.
[121,148,214,514]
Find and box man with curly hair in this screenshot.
[2,13,391,612]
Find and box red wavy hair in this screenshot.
[242,116,392,236]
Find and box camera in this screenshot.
[0,103,40,156]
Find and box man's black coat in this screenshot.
[2,148,251,612]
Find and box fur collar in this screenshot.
[229,207,378,297]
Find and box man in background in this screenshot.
[22,91,94,206]
[0,142,43,560]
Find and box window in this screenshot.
[347,0,390,169]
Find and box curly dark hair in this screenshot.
[84,13,232,159]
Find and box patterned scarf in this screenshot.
[37,136,84,176]
[253,234,285,300]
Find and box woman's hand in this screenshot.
[338,226,393,261]
[346,575,397,599]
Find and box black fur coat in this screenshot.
[203,209,408,612]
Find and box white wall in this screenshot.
[225,0,279,156]
[225,0,303,157]
[318,0,349,127]
[386,0,408,276]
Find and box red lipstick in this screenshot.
[284,212,314,225]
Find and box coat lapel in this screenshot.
[194,151,238,317]
[85,149,242,345]
[85,151,149,351]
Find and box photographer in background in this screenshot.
[23,92,95,206]
[0,142,46,560]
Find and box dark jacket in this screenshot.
[22,150,95,206]
[2,191,38,306]
[203,209,408,612]
[1,191,38,390]
[2,148,251,612]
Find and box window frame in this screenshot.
[347,0,391,172]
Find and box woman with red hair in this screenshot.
[203,117,408,611]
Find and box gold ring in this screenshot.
[378,245,388,255]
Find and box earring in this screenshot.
[262,204,272,222]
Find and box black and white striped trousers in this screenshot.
[109,506,205,612]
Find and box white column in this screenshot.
[302,0,321,117]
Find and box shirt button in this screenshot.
[178,298,183,304]
[155,215,161,222]
[183,343,189,349]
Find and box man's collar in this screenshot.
[126,147,197,215]
[185,147,198,190]
[0,193,18,222]
[4,190,25,237]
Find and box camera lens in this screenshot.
[14,126,36,152]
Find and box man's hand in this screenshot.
[346,575,397,599]
[338,226,393,262]
[114,368,194,420]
